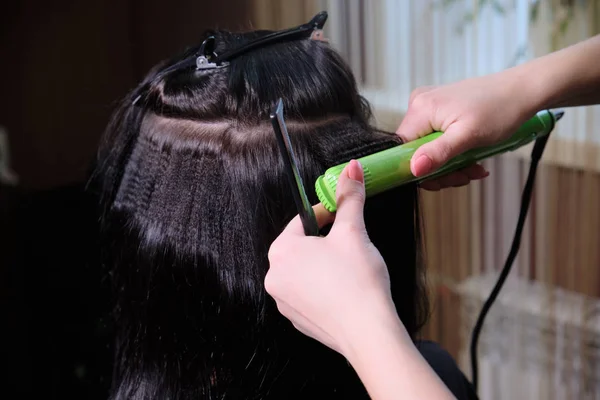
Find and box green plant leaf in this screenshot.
[491,0,507,14]
[529,1,540,23]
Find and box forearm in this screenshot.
[342,303,456,400]
[510,34,600,114]
[546,86,600,109]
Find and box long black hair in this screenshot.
[93,25,428,400]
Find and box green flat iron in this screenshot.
[271,101,563,234]
[315,109,563,212]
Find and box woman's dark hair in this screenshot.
[93,26,428,399]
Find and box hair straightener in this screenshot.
[314,109,562,212]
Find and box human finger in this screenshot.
[278,202,335,237]
[418,164,489,191]
[409,123,484,177]
[330,160,367,236]
[462,163,489,180]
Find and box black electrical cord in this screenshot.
[469,125,554,392]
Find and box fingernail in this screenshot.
[348,160,364,183]
[413,155,432,176]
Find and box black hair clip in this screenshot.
[132,11,328,105]
[197,11,328,70]
[131,35,218,105]
[195,35,229,70]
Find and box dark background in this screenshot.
[1,1,250,398]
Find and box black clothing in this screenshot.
[417,340,479,400]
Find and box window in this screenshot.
[321,0,600,170]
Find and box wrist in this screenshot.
[340,296,412,363]
[339,302,457,400]
[502,62,548,119]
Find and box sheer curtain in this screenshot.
[252,1,600,398]
[250,0,322,30]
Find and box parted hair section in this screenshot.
[93,28,428,399]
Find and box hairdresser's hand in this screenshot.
[396,73,534,190]
[265,160,409,356]
[266,163,457,399]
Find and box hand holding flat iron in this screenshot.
[396,74,524,190]
[265,160,456,400]
[265,160,396,355]
[398,34,600,190]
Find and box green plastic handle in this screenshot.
[315,109,558,212]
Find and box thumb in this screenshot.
[330,160,367,235]
[410,122,480,177]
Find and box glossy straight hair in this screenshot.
[93,27,428,399]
